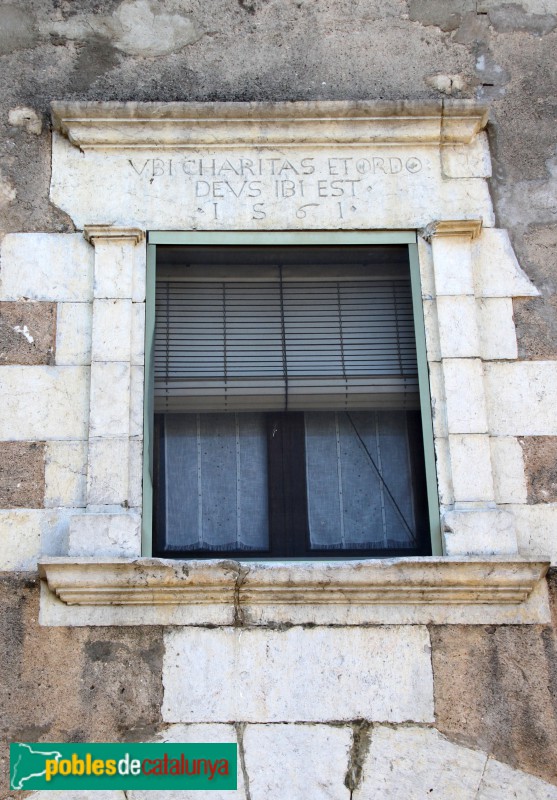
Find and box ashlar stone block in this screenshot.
[68,512,141,557]
[422,299,441,362]
[130,366,145,437]
[353,726,487,800]
[87,438,129,506]
[0,508,81,568]
[484,362,557,436]
[55,303,92,366]
[433,436,454,507]
[473,229,539,299]
[89,362,131,438]
[162,626,434,724]
[431,235,475,297]
[0,366,89,441]
[477,298,518,360]
[441,131,492,179]
[128,724,246,800]
[0,510,42,569]
[131,303,146,365]
[243,724,352,800]
[427,361,448,438]
[443,508,518,556]
[442,358,488,434]
[508,504,557,565]
[91,299,132,362]
[44,441,87,508]
[477,758,557,800]
[490,437,527,504]
[0,233,94,302]
[93,240,135,299]
[448,434,495,503]
[436,295,480,358]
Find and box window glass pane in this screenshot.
[163,413,269,551]
[305,411,417,550]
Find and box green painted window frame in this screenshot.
[142,231,442,557]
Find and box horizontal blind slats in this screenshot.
[154,271,418,413]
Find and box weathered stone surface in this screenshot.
[484,362,557,436]
[490,436,527,504]
[431,623,557,785]
[436,295,480,358]
[442,508,518,556]
[0,301,56,365]
[478,758,557,799]
[0,508,84,568]
[442,358,488,434]
[39,556,552,627]
[129,724,246,800]
[0,441,45,509]
[0,511,42,570]
[55,302,92,366]
[89,362,130,438]
[508,504,557,565]
[87,438,130,506]
[431,234,475,297]
[50,116,494,230]
[244,723,352,800]
[448,434,494,502]
[520,436,557,503]
[162,626,434,723]
[428,361,448,438]
[473,229,539,299]
[354,725,486,799]
[0,573,163,799]
[477,298,518,360]
[131,303,146,365]
[0,366,89,441]
[441,132,492,178]
[0,234,93,302]
[68,513,141,558]
[44,441,87,508]
[91,299,132,362]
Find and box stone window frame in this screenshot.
[38,100,551,626]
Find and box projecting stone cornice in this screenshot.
[51,100,489,150]
[39,556,548,608]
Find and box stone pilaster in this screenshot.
[68,226,145,557]
[426,220,518,556]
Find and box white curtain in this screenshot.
[305,411,416,549]
[163,413,269,551]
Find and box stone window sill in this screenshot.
[38,556,550,627]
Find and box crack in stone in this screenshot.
[233,562,251,627]
[344,719,372,797]
[235,722,252,800]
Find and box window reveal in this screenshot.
[152,245,431,558]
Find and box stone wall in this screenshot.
[1,2,557,799]
[2,571,557,799]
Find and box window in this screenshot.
[148,238,436,559]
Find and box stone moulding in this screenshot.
[50,100,488,150]
[38,557,548,607]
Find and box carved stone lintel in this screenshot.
[84,225,145,245]
[421,219,483,243]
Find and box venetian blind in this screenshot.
[154,260,419,413]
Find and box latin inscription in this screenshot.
[127,154,425,222]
